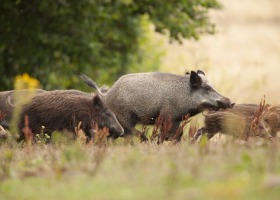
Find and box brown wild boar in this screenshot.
[260,105,280,137]
[193,104,271,141]
[17,90,123,141]
[0,89,46,128]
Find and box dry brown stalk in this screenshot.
[160,114,172,143]
[75,121,87,144]
[150,113,174,144]
[151,115,163,142]
[22,115,33,145]
[172,114,191,143]
[251,96,269,137]
[0,111,6,121]
[188,119,199,140]
[93,123,109,147]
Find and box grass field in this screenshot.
[1,137,280,200]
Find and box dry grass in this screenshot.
[1,136,280,200]
[250,96,270,137]
[149,114,190,144]
[151,113,172,144]
[0,111,6,121]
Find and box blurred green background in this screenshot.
[0,0,220,91]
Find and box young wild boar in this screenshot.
[260,105,280,137]
[193,104,271,141]
[0,89,46,128]
[17,90,124,141]
[80,71,233,140]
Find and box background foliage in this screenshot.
[0,0,220,90]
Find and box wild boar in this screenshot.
[193,104,271,141]
[260,105,280,137]
[17,90,123,141]
[0,89,46,128]
[80,70,233,140]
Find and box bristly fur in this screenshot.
[0,89,45,128]
[80,72,232,141]
[17,90,123,141]
[193,103,271,141]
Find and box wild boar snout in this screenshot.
[258,122,273,138]
[217,97,234,109]
[111,123,124,137]
[108,114,124,137]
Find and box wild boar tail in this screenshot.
[79,74,105,97]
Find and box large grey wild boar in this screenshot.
[80,71,233,140]
[0,89,46,128]
[17,90,123,141]
[192,104,271,142]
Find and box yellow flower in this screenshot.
[14,73,40,90]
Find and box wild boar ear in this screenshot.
[190,71,202,88]
[93,95,103,110]
[197,70,205,76]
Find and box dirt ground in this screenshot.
[161,0,280,104]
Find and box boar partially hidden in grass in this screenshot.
[260,105,280,137]
[0,89,46,128]
[80,71,233,141]
[192,104,271,142]
[17,90,123,141]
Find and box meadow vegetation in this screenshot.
[1,128,280,200]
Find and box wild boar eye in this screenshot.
[205,86,211,91]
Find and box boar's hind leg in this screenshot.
[191,127,214,143]
[190,128,201,143]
